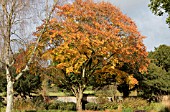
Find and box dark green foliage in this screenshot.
[59,102,76,111]
[0,59,42,98]
[0,67,7,93]
[48,101,76,111]
[102,102,118,110]
[117,83,132,98]
[0,75,6,93]
[116,62,140,98]
[0,67,42,98]
[85,102,103,110]
[48,101,61,110]
[138,45,170,101]
[85,102,118,110]
[149,0,170,27]
[31,95,45,108]
[139,63,170,101]
[149,45,170,72]
[0,96,5,109]
[14,72,42,98]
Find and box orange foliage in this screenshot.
[35,0,149,86]
[14,49,27,73]
[14,44,43,75]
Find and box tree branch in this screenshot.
[14,1,59,81]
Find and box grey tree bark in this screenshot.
[0,0,59,112]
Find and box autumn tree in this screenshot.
[36,0,149,111]
[149,0,170,27]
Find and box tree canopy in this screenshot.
[35,0,149,110]
[149,0,170,27]
[149,45,170,72]
[139,63,170,101]
[138,45,170,102]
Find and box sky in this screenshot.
[107,0,170,51]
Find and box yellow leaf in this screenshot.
[126,75,138,89]
[56,63,66,69]
[66,66,73,74]
[110,66,115,69]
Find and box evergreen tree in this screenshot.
[138,45,170,102]
[149,45,170,72]
[139,63,170,101]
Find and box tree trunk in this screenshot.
[76,88,83,111]
[4,29,14,112]
[6,67,14,112]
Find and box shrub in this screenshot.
[13,98,37,111]
[48,101,61,110]
[122,97,148,110]
[122,108,133,112]
[48,101,76,111]
[85,102,99,110]
[48,102,58,110]
[102,102,118,110]
[58,102,65,110]
[95,87,115,104]
[64,102,76,111]
[85,101,118,110]
[31,96,46,109]
[96,96,109,104]
[13,96,51,111]
[146,102,165,111]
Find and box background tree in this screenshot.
[138,45,170,102]
[149,0,170,27]
[36,0,149,110]
[149,45,170,72]
[139,63,170,102]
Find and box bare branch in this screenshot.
[15,0,59,81]
[11,32,27,45]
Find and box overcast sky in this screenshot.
[106,0,170,51]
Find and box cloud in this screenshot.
[108,0,170,51]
